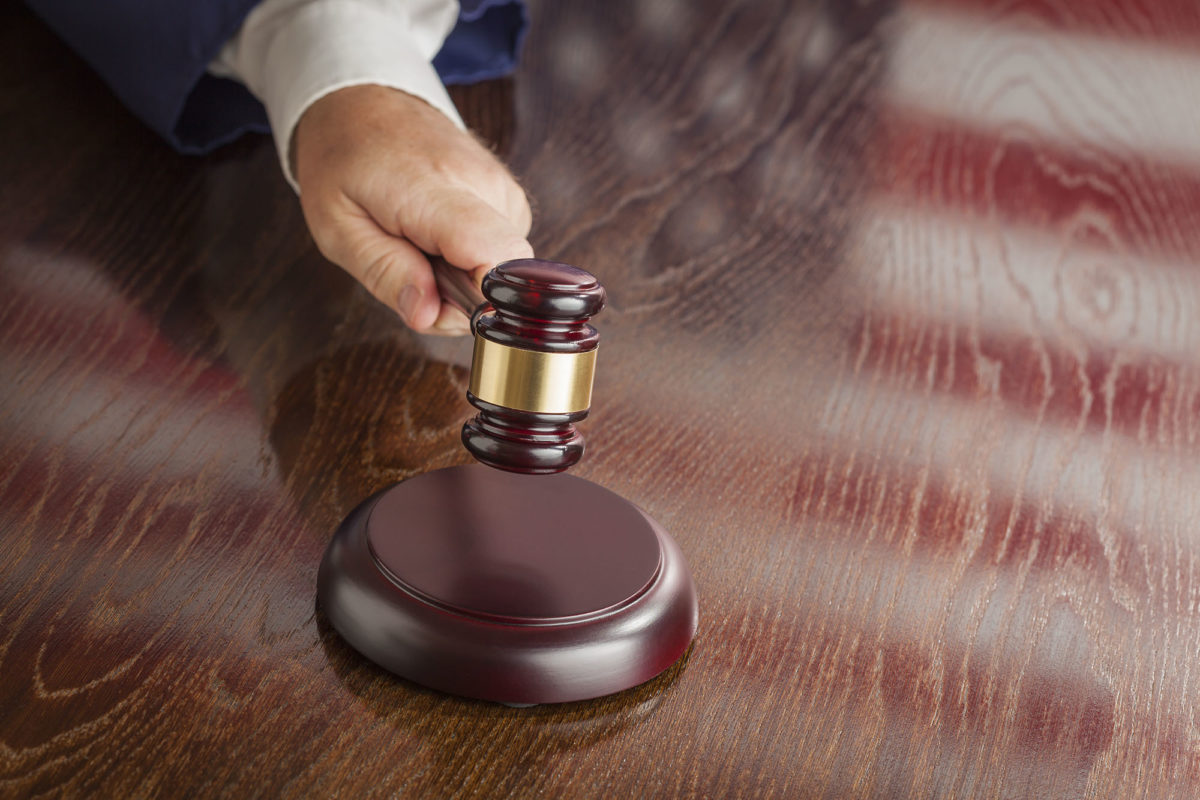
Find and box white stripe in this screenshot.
[888,6,1200,163]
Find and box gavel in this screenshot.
[441,258,604,473]
[318,258,697,705]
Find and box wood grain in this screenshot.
[5,0,1200,797]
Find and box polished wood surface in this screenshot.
[5,0,1200,796]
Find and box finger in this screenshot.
[428,302,472,336]
[506,182,533,236]
[404,188,534,273]
[473,167,532,234]
[460,131,532,231]
[323,208,442,330]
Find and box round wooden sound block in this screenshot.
[318,465,698,705]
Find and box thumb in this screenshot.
[334,211,442,330]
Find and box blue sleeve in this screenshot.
[436,0,528,84]
[25,0,528,155]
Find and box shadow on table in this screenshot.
[314,615,695,794]
[314,611,697,798]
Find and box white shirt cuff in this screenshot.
[212,0,464,193]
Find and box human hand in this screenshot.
[292,84,533,334]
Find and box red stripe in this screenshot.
[873,104,1200,261]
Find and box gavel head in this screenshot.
[462,259,606,474]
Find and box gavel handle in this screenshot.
[431,258,488,322]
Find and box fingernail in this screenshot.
[397,284,422,326]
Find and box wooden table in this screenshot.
[5,0,1200,796]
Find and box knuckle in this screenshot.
[358,250,395,300]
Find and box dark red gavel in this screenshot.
[321,258,697,706]
[458,259,605,473]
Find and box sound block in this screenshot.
[318,465,698,705]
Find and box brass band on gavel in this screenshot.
[468,336,597,414]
